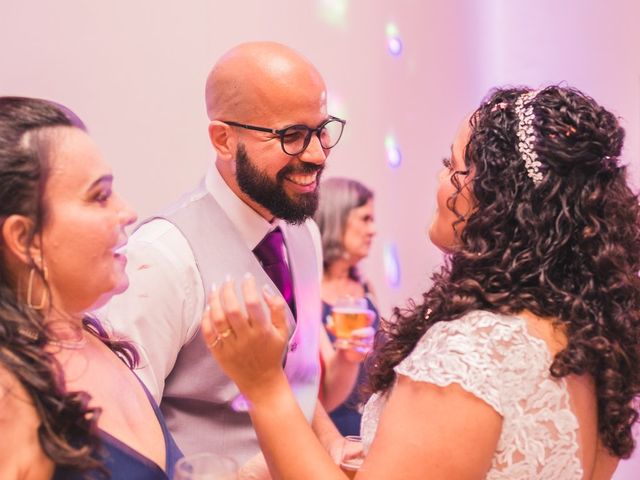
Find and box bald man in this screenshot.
[97,42,347,471]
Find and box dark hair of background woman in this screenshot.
[0,97,138,474]
[367,85,640,458]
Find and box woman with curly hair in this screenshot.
[0,97,182,478]
[202,85,640,479]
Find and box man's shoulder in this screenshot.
[130,180,210,245]
[127,217,197,271]
[132,217,183,245]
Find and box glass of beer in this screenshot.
[174,452,238,479]
[331,296,372,349]
[339,435,365,479]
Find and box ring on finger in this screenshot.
[208,336,222,349]
[218,328,233,339]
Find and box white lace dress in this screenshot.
[361,310,584,479]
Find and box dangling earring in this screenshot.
[27,266,47,310]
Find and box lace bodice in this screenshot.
[361,310,583,479]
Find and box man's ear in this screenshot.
[208,121,237,161]
[1,215,40,266]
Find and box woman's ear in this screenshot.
[208,121,237,161]
[1,215,39,266]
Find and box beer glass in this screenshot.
[174,452,238,479]
[331,296,372,349]
[339,435,365,479]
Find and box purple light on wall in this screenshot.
[387,36,402,56]
[384,243,401,288]
[385,135,402,168]
[386,22,402,57]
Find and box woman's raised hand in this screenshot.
[201,274,290,399]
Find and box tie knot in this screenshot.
[253,227,286,267]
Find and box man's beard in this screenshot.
[235,144,322,224]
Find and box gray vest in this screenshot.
[151,183,321,463]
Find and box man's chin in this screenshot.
[245,183,319,224]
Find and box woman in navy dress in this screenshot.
[0,97,182,479]
[313,177,379,436]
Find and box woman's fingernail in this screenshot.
[243,272,254,281]
[210,283,217,293]
[263,284,276,297]
[224,274,232,283]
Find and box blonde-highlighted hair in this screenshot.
[313,177,374,277]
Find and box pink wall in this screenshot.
[1,1,639,475]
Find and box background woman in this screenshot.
[0,97,182,479]
[314,177,379,435]
[204,85,640,479]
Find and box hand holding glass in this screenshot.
[330,297,374,352]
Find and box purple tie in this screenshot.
[253,227,296,319]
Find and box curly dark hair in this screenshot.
[367,85,640,458]
[0,97,138,476]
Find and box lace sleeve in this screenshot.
[394,311,528,416]
[387,311,584,479]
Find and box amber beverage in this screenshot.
[331,297,371,348]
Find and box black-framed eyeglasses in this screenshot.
[221,115,346,156]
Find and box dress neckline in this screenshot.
[98,372,171,474]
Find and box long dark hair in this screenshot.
[367,85,640,458]
[0,97,137,474]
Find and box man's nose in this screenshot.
[298,134,326,165]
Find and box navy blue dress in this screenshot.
[322,286,380,436]
[53,377,183,479]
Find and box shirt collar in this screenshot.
[205,164,278,250]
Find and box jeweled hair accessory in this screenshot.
[514,90,543,184]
